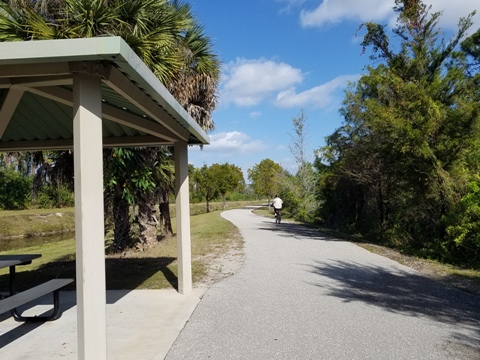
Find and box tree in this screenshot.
[317,0,480,260]
[0,0,220,250]
[103,148,155,251]
[287,110,318,221]
[248,159,284,206]
[210,163,244,209]
[461,28,480,70]
[193,164,218,213]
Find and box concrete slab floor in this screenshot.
[0,288,206,360]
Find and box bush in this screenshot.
[49,185,74,207]
[0,169,32,210]
[33,185,74,209]
[34,191,53,209]
[279,190,300,220]
[444,176,480,266]
[225,192,257,202]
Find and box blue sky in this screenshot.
[187,0,479,179]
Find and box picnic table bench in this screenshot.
[0,254,73,322]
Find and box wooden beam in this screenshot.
[0,139,72,151]
[0,135,171,151]
[12,75,72,87]
[101,65,191,142]
[0,88,25,138]
[28,86,180,142]
[0,79,10,89]
[0,62,71,78]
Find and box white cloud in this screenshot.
[197,131,268,156]
[220,58,303,107]
[250,111,262,119]
[300,0,478,30]
[276,0,307,14]
[220,58,359,110]
[429,0,478,31]
[300,0,393,28]
[275,74,360,109]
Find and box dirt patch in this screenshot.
[196,247,245,287]
[194,233,245,288]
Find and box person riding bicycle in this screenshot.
[272,194,283,219]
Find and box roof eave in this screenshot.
[0,37,210,145]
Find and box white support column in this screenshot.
[174,141,192,294]
[73,73,107,360]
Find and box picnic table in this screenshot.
[0,254,73,322]
[0,254,42,296]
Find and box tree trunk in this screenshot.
[159,188,173,237]
[113,192,131,252]
[221,194,226,210]
[104,192,112,236]
[137,191,158,249]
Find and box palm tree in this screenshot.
[0,0,220,250]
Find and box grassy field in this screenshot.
[0,201,258,291]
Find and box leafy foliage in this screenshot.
[444,176,480,265]
[210,163,245,209]
[0,168,32,210]
[317,0,480,265]
[247,158,284,204]
[192,164,216,213]
[285,110,318,222]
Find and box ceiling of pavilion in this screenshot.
[0,36,209,152]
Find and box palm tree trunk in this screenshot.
[113,192,131,252]
[137,191,158,249]
[159,188,173,237]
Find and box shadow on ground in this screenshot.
[309,259,480,353]
[255,214,480,354]
[0,257,177,293]
[257,219,341,241]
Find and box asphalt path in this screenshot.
[166,207,480,360]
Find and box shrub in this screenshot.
[34,191,53,209]
[0,168,32,210]
[49,185,74,207]
[444,176,480,266]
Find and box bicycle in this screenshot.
[274,208,281,224]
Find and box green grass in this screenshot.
[0,210,75,239]
[0,201,263,240]
[0,204,248,291]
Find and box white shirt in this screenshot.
[272,197,283,209]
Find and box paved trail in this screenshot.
[166,208,480,360]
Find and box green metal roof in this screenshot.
[0,36,210,151]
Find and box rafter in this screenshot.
[0,88,25,138]
[28,86,180,142]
